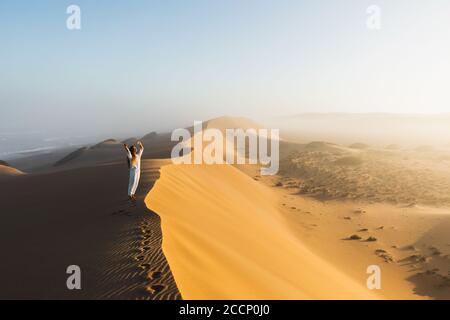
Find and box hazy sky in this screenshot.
[1,0,450,136]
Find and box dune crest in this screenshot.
[146,164,379,299]
[0,164,24,179]
[0,160,10,167]
[205,116,263,133]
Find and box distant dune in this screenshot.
[53,147,88,167]
[205,116,262,132]
[349,143,370,149]
[91,139,121,149]
[0,160,10,167]
[51,132,175,169]
[122,137,138,145]
[142,131,158,140]
[0,164,24,179]
[281,142,450,205]
[269,113,450,146]
[333,156,364,166]
[304,141,348,153]
[415,145,434,152]
[385,144,401,150]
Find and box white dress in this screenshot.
[125,146,144,196]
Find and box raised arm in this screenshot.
[123,143,132,159]
[137,141,144,156]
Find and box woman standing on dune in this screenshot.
[123,141,144,201]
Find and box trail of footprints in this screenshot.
[96,208,181,299]
[135,218,181,299]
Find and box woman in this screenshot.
[123,141,144,201]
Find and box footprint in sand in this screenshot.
[147,271,162,280]
[145,284,166,294]
[139,235,151,241]
[141,240,151,247]
[134,255,145,261]
[139,263,151,270]
[375,249,394,263]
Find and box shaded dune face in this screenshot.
[91,139,121,149]
[146,164,378,300]
[0,160,180,299]
[53,147,88,167]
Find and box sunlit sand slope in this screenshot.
[146,164,379,299]
[0,164,24,179]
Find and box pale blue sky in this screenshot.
[1,0,450,136]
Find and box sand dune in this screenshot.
[146,164,379,299]
[349,143,370,150]
[122,137,138,145]
[53,147,88,167]
[0,160,10,166]
[303,141,355,154]
[6,147,80,173]
[0,164,24,179]
[205,116,263,133]
[10,116,263,173]
[281,144,450,205]
[3,115,450,300]
[51,133,176,170]
[91,139,121,149]
[0,159,180,299]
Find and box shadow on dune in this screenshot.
[0,160,180,300]
[405,218,450,300]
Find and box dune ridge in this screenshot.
[146,163,379,299]
[0,164,24,179]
